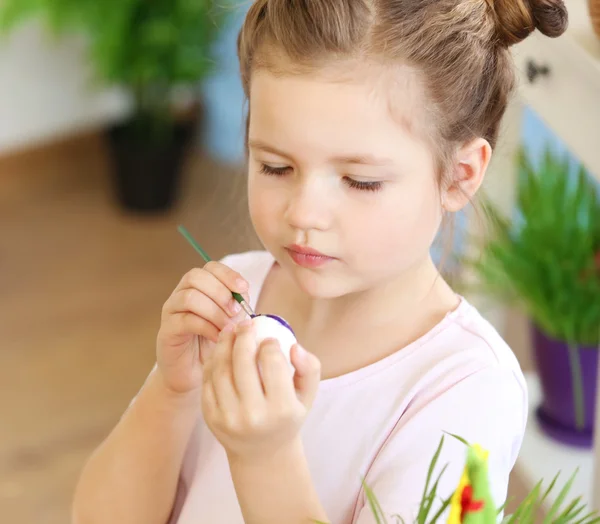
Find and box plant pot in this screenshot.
[589,0,600,38]
[106,111,198,213]
[531,324,598,447]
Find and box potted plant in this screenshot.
[465,146,600,447]
[0,0,230,212]
[338,435,600,524]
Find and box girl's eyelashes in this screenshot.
[344,179,383,192]
[259,164,291,176]
[258,163,384,193]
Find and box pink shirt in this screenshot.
[167,251,527,523]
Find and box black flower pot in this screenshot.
[106,113,197,213]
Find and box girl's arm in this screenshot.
[229,439,329,524]
[72,368,201,524]
[72,262,250,523]
[202,323,329,524]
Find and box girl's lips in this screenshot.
[285,246,335,268]
[286,244,328,257]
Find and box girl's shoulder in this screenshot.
[447,299,523,373]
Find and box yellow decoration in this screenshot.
[447,445,490,524]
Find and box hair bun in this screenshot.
[489,0,569,47]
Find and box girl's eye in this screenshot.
[259,164,291,176]
[259,164,382,192]
[345,178,383,192]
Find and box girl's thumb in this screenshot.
[291,344,321,408]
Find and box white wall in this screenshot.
[0,21,130,156]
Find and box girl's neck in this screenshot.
[299,256,458,334]
[260,254,461,379]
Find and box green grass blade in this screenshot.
[509,479,543,523]
[557,497,585,523]
[417,436,445,522]
[443,432,469,446]
[553,499,581,524]
[543,469,578,524]
[567,512,599,524]
[420,464,449,522]
[541,472,561,504]
[520,480,543,523]
[428,492,454,524]
[575,515,600,524]
[497,496,513,515]
[362,478,387,524]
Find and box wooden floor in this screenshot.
[0,132,531,523]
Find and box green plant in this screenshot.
[0,0,230,142]
[466,146,600,348]
[316,435,599,524]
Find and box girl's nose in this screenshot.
[283,177,333,232]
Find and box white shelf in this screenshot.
[515,372,595,509]
[511,0,600,182]
[564,0,600,73]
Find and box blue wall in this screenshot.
[200,3,249,164]
[520,105,599,188]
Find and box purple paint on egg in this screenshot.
[258,314,295,335]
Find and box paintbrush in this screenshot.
[177,225,255,318]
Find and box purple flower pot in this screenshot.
[531,324,598,448]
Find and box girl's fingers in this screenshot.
[174,312,220,343]
[232,321,264,405]
[291,344,321,410]
[203,261,249,295]
[167,288,232,331]
[174,267,243,318]
[203,262,252,321]
[259,340,297,403]
[210,326,238,412]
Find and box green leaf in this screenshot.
[417,436,445,523]
[497,498,510,515]
[428,492,454,524]
[443,432,469,446]
[362,478,388,524]
[543,469,578,523]
[461,144,600,346]
[0,0,234,131]
[520,481,542,523]
[555,497,586,523]
[541,471,562,505]
[420,464,449,522]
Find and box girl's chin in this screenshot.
[286,267,353,300]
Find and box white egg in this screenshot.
[252,314,297,374]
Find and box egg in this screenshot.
[252,314,297,374]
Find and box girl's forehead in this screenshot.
[248,66,432,163]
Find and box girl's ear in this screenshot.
[442,137,491,212]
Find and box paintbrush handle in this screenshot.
[178,225,255,317]
[234,294,255,318]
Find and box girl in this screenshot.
[73,0,568,523]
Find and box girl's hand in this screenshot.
[156,262,249,395]
[202,320,321,462]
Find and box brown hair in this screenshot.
[237,0,568,176]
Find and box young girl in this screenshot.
[73,0,568,523]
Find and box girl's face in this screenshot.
[247,68,444,298]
